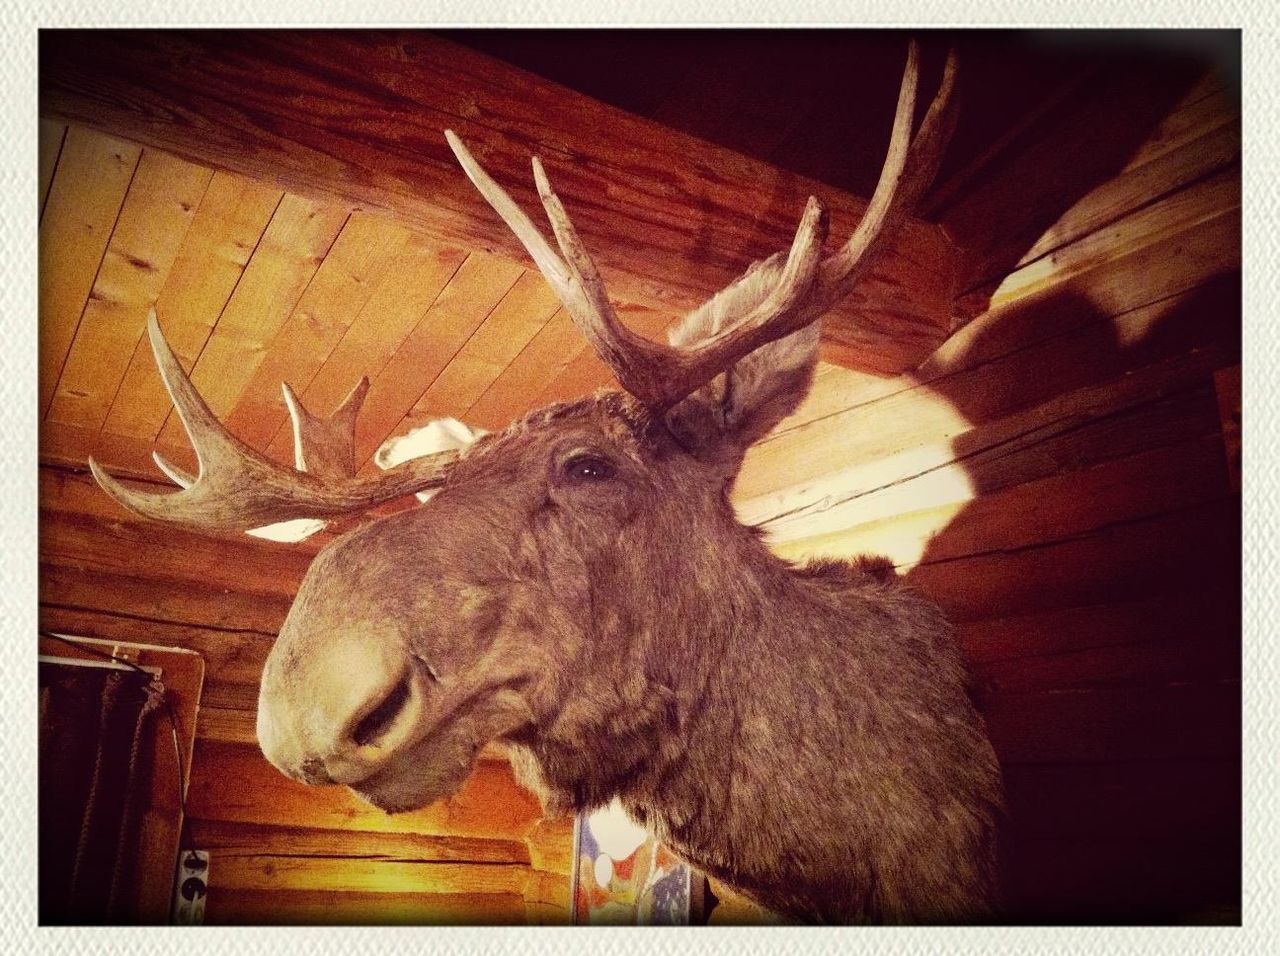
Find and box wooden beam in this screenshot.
[39,29,959,375]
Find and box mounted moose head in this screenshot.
[91,44,1002,923]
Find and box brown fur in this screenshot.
[257,378,1003,924]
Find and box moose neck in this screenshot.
[506,488,805,829]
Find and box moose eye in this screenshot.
[562,454,616,483]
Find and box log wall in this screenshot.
[38,466,574,925]
[745,68,1241,921]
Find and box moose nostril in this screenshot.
[352,675,412,747]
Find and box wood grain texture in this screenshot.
[154,192,349,451]
[39,127,141,416]
[102,170,284,441]
[39,29,959,375]
[47,150,213,430]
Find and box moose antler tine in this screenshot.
[89,309,460,533]
[444,130,570,288]
[281,377,370,479]
[144,307,253,474]
[151,451,195,489]
[819,42,956,303]
[531,156,676,407]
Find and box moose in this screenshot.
[90,44,1002,923]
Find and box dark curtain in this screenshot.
[39,661,164,925]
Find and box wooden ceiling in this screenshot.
[37,29,1237,494]
[37,124,668,483]
[36,29,960,487]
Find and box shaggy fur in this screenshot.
[255,286,1003,924]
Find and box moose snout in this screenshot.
[256,632,429,789]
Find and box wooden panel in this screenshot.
[463,309,586,429]
[738,212,1240,511]
[983,168,1239,311]
[393,270,563,432]
[39,562,293,635]
[955,586,1238,668]
[155,193,349,451]
[939,60,1219,300]
[1016,117,1238,270]
[350,251,524,464]
[103,170,283,440]
[188,819,530,865]
[188,740,545,840]
[907,496,1238,624]
[978,680,1240,764]
[262,235,469,460]
[39,29,958,375]
[39,126,141,416]
[38,119,66,216]
[46,150,213,430]
[775,430,1229,571]
[38,603,276,687]
[206,887,528,925]
[224,212,413,448]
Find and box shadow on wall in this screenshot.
[904,273,1242,923]
[896,40,1241,924]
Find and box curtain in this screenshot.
[38,662,164,924]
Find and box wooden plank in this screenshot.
[39,29,958,375]
[970,630,1238,697]
[155,193,349,451]
[940,60,1217,297]
[351,251,524,464]
[522,818,575,878]
[744,325,1234,537]
[223,212,413,449]
[39,507,312,600]
[1121,73,1237,173]
[978,679,1240,764]
[1214,364,1241,491]
[392,269,563,432]
[188,818,531,866]
[1015,117,1238,270]
[39,563,293,634]
[773,431,1230,571]
[188,740,545,840]
[39,126,141,416]
[37,119,66,217]
[463,309,587,429]
[37,602,277,687]
[206,887,528,925]
[211,853,529,896]
[103,170,284,440]
[906,495,1239,624]
[261,235,469,461]
[984,167,1239,310]
[46,150,214,430]
[954,586,1238,667]
[741,206,1240,509]
[41,418,200,481]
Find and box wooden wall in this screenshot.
[744,65,1241,921]
[38,465,575,924]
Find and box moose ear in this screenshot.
[376,418,487,501]
[663,252,820,476]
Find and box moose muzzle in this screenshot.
[255,628,432,789]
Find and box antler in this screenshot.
[447,41,957,414]
[89,310,458,534]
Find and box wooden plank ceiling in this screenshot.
[37,29,961,487]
